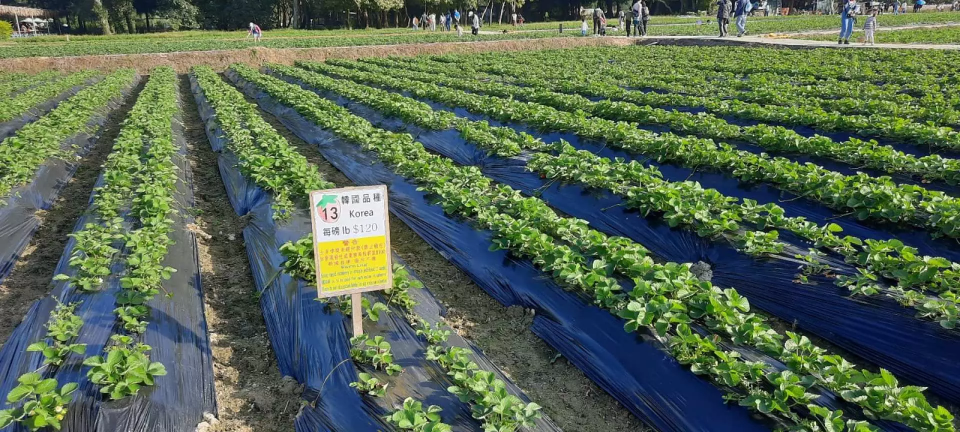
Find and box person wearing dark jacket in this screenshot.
[717,0,732,36]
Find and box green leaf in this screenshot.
[6,385,32,403]
[35,379,58,394]
[0,409,14,428]
[60,382,78,396]
[18,372,41,385]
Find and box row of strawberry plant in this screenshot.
[232,63,953,431]
[601,50,960,133]
[266,64,781,254]
[190,66,334,219]
[0,69,176,430]
[533,56,956,128]
[533,144,960,328]
[284,243,541,431]
[430,46,960,105]
[273,63,959,329]
[0,70,100,123]
[435,49,960,129]
[0,71,61,99]
[369,56,960,185]
[304,60,960,241]
[0,68,136,204]
[55,67,178,401]
[192,66,538,431]
[594,46,956,88]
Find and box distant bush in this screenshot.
[0,21,12,39]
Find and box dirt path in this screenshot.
[0,80,142,345]
[177,75,301,432]
[244,83,649,432]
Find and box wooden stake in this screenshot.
[352,292,363,336]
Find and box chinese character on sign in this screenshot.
[332,227,340,235]
[341,195,350,205]
[363,194,371,203]
[373,193,381,202]
[351,195,359,204]
[323,228,331,237]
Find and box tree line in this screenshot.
[5,0,712,33]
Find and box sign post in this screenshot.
[309,185,392,337]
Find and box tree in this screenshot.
[92,0,113,33]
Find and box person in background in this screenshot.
[839,0,858,44]
[914,0,925,11]
[581,17,589,35]
[518,13,525,26]
[618,9,626,31]
[863,8,877,44]
[455,22,463,36]
[627,0,637,36]
[717,0,732,36]
[760,0,769,15]
[454,9,461,24]
[599,10,608,35]
[642,1,650,35]
[593,7,602,34]
[893,0,900,14]
[734,0,751,36]
[247,22,262,42]
[472,11,481,35]
[446,11,452,31]
[412,16,419,29]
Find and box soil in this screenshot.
[248,92,649,432]
[0,80,144,345]
[177,75,301,432]
[0,37,633,75]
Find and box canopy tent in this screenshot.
[0,5,57,37]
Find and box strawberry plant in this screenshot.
[27,301,87,367]
[83,335,168,401]
[349,335,403,376]
[0,373,77,431]
[350,373,388,397]
[385,397,452,432]
[414,320,451,345]
[385,264,422,311]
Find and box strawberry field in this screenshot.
[0,43,959,432]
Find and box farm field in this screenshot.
[2,11,960,60]
[0,30,580,59]
[0,42,959,432]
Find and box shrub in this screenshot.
[0,21,13,40]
